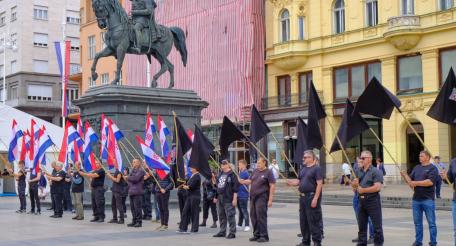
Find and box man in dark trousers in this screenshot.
[47,161,57,211]
[63,167,73,212]
[237,160,250,232]
[153,168,174,231]
[43,162,66,218]
[78,159,106,222]
[142,167,154,220]
[352,150,384,246]
[8,160,27,213]
[245,157,276,243]
[126,159,146,227]
[200,170,218,228]
[171,162,188,225]
[213,160,239,239]
[401,150,439,246]
[106,165,127,224]
[177,166,202,233]
[287,150,323,246]
[28,166,42,215]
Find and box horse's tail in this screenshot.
[170,27,188,67]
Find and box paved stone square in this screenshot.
[0,197,453,246]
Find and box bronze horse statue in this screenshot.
[91,0,187,88]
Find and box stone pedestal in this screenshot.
[74,85,208,157]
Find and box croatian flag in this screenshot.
[107,120,123,171]
[83,122,98,172]
[54,40,71,117]
[100,114,109,160]
[33,127,54,174]
[157,115,171,163]
[19,130,28,162]
[145,112,156,150]
[77,116,84,151]
[29,119,37,166]
[136,136,170,179]
[108,118,124,141]
[8,120,23,162]
[58,121,72,167]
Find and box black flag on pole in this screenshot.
[189,125,214,180]
[306,81,326,149]
[293,117,308,164]
[250,104,271,143]
[353,77,401,119]
[330,99,370,153]
[427,68,456,125]
[219,116,247,159]
[173,116,193,180]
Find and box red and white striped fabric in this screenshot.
[123,0,265,121]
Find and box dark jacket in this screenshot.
[216,170,239,203]
[127,168,146,196]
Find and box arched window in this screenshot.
[280,9,290,42]
[333,0,345,34]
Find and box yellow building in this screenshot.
[262,0,456,183]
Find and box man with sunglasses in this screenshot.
[352,150,384,246]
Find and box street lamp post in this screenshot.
[1,32,18,105]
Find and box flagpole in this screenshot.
[172,111,183,182]
[398,110,453,186]
[61,7,67,128]
[269,133,299,177]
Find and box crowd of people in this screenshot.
[3,150,456,246]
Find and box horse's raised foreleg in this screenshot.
[91,47,114,81]
[165,58,174,89]
[112,47,127,85]
[150,54,167,88]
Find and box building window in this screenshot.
[299,72,312,103]
[280,9,290,42]
[298,17,305,40]
[66,88,79,102]
[10,60,16,74]
[440,0,454,10]
[33,6,48,20]
[88,77,96,88]
[278,75,291,106]
[68,37,80,51]
[101,73,109,85]
[70,63,80,75]
[88,35,96,60]
[334,61,381,99]
[33,60,49,73]
[27,84,52,101]
[10,86,17,100]
[10,33,17,46]
[11,6,17,21]
[66,16,80,25]
[401,0,414,15]
[0,12,5,26]
[33,33,48,47]
[439,48,456,83]
[366,0,378,27]
[333,0,345,34]
[398,55,422,94]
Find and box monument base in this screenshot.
[74,85,208,158]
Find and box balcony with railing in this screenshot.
[261,93,307,111]
[383,15,422,50]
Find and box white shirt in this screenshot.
[342,163,351,175]
[269,163,280,180]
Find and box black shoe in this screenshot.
[297,233,302,237]
[127,222,136,227]
[76,217,84,220]
[47,207,54,210]
[35,211,41,215]
[27,211,34,214]
[97,218,104,223]
[117,220,124,224]
[52,215,62,218]
[90,218,100,222]
[213,232,225,238]
[312,243,321,246]
[352,238,360,243]
[16,210,24,214]
[367,238,374,244]
[72,216,79,220]
[108,219,118,223]
[296,243,310,246]
[226,233,235,239]
[249,237,259,242]
[49,215,56,218]
[257,237,269,243]
[210,223,217,228]
[176,229,190,234]
[199,222,206,227]
[133,223,142,228]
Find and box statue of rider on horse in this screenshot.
[91,0,187,88]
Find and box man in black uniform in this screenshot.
[8,160,27,213]
[177,167,201,233]
[106,166,127,224]
[142,167,153,220]
[78,159,106,222]
[352,150,384,246]
[43,162,66,218]
[287,150,323,246]
[28,166,42,215]
[213,160,240,239]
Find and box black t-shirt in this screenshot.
[64,173,72,189]
[187,173,201,197]
[298,164,323,193]
[71,171,84,193]
[29,171,39,186]
[53,170,66,193]
[91,168,105,188]
[216,171,239,203]
[250,168,276,198]
[17,169,26,189]
[410,164,439,201]
[50,169,57,193]
[111,170,126,193]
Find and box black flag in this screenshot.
[189,125,214,180]
[250,104,270,143]
[330,99,370,153]
[293,117,308,164]
[427,68,456,125]
[219,116,247,159]
[173,116,193,180]
[306,81,326,149]
[354,77,401,119]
